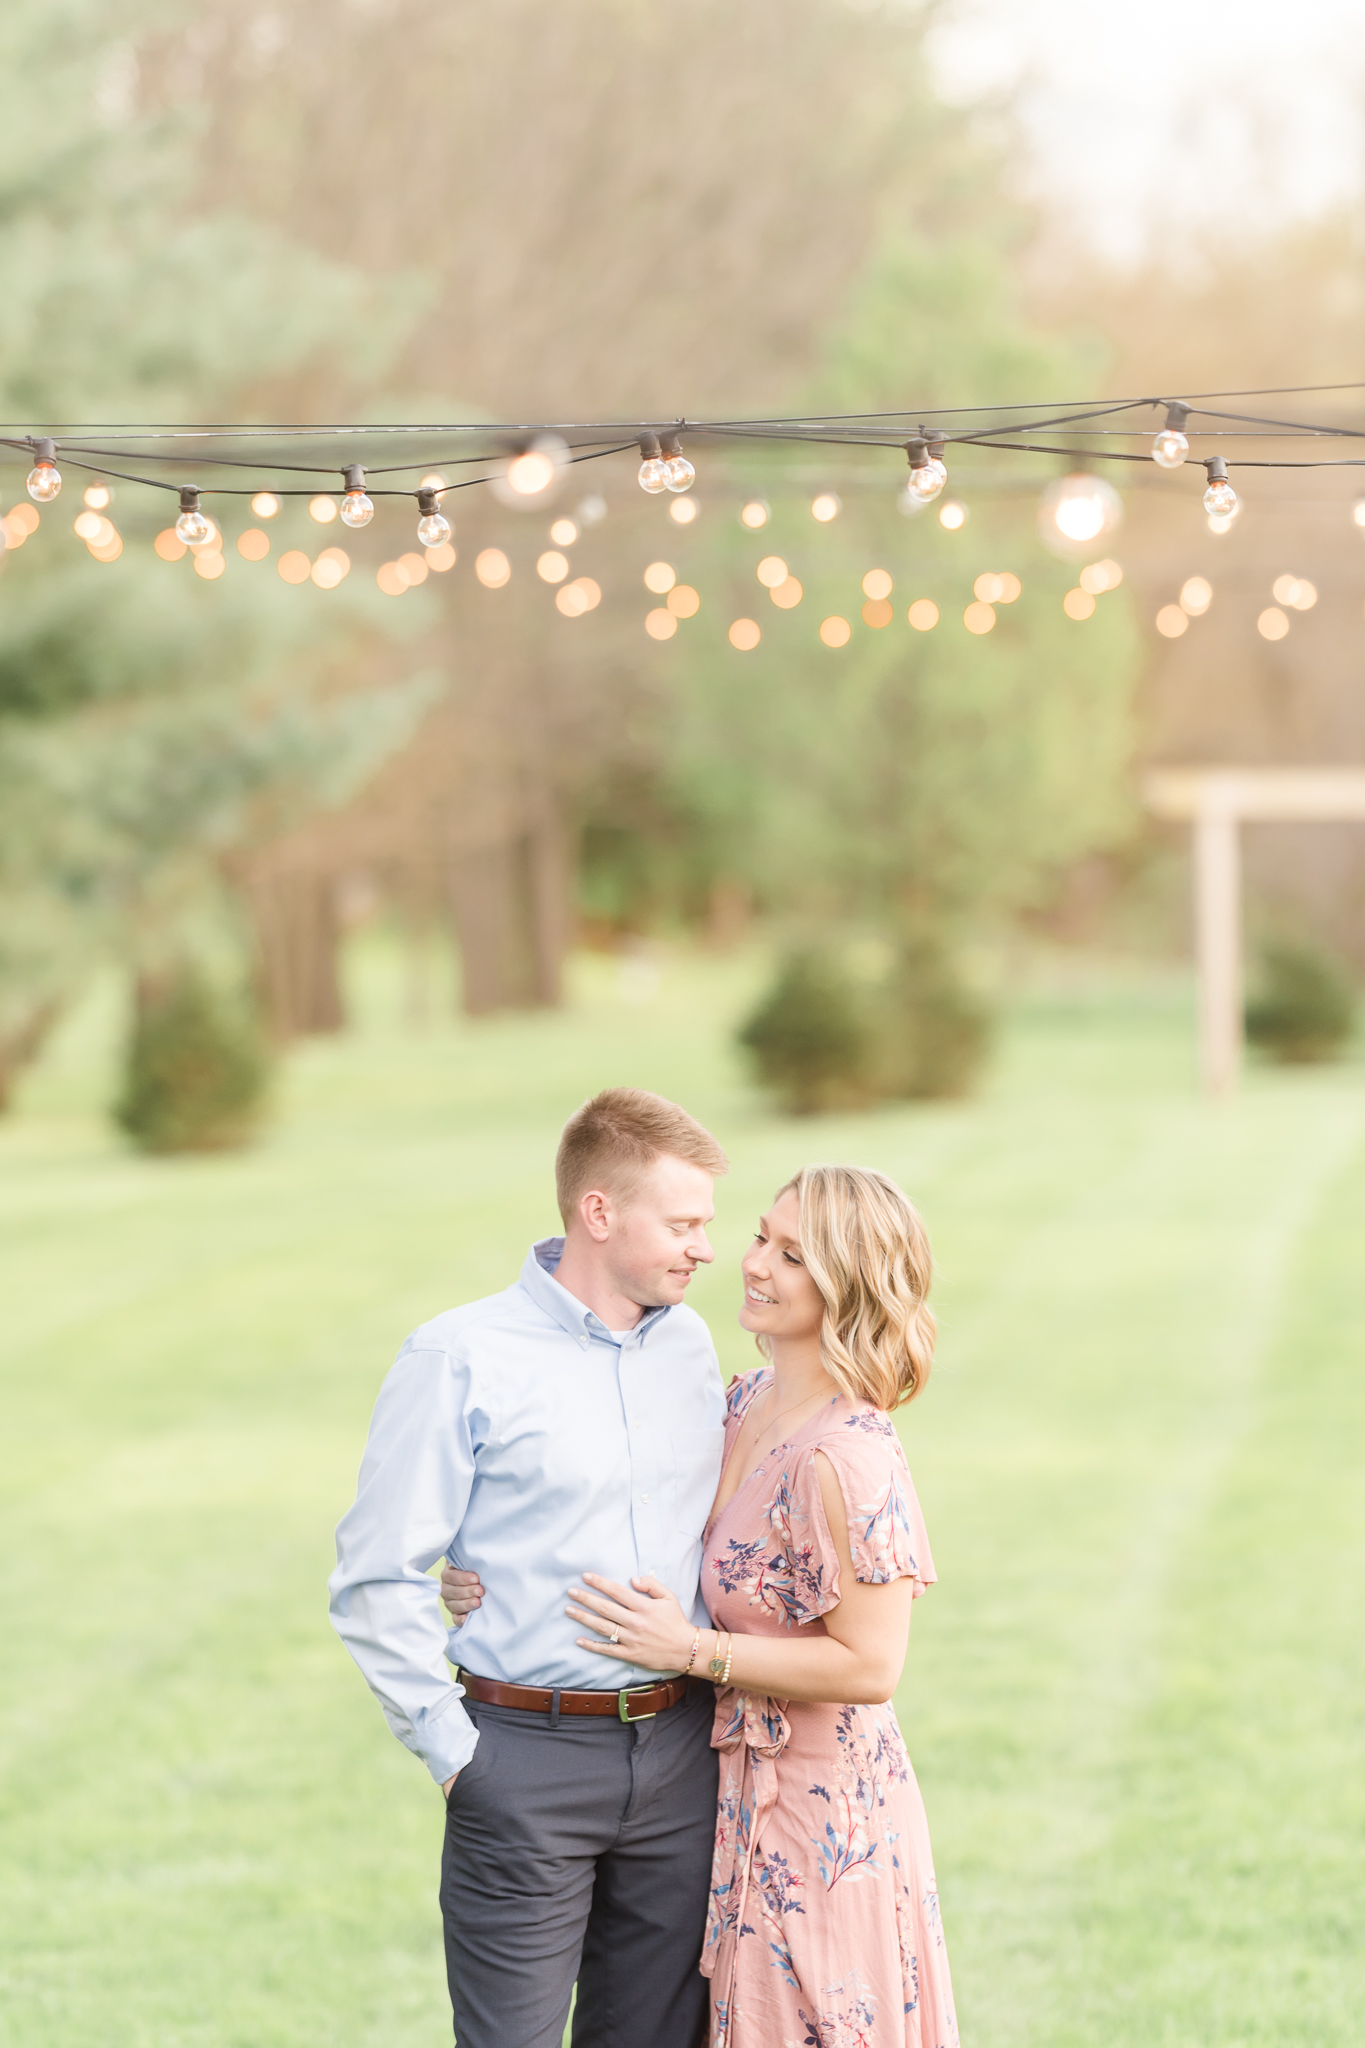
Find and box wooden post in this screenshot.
[1143,768,1365,1096]
[1192,800,1241,1096]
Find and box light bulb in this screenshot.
[175,488,211,547]
[1152,402,1191,469]
[339,464,374,528]
[416,489,451,548]
[904,437,947,503]
[490,434,568,507]
[1203,459,1237,518]
[1039,472,1122,554]
[26,439,61,502]
[638,434,668,494]
[660,434,695,492]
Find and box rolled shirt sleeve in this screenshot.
[329,1341,480,1785]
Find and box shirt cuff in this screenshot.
[418,1689,480,1785]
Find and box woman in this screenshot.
[566,1164,958,2048]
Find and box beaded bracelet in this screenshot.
[685,1627,703,1674]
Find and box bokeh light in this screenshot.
[810,493,841,523]
[154,529,186,562]
[963,601,996,634]
[376,562,409,596]
[1063,588,1097,621]
[537,551,570,583]
[83,484,111,510]
[1155,604,1188,638]
[818,615,851,646]
[907,599,939,631]
[645,608,678,640]
[277,550,311,585]
[739,500,769,530]
[251,492,280,519]
[862,568,893,601]
[1257,607,1289,641]
[728,618,761,650]
[1180,577,1212,616]
[475,548,511,588]
[237,529,271,561]
[938,500,968,531]
[669,498,698,526]
[756,556,788,588]
[550,519,577,546]
[644,561,676,594]
[426,542,457,572]
[193,550,225,581]
[309,496,338,524]
[398,552,429,586]
[667,585,700,618]
[770,577,803,609]
[861,598,893,628]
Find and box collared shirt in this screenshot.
[329,1238,726,1784]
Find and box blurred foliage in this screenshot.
[739,930,994,1114]
[114,967,271,1152]
[0,0,431,1098]
[738,948,875,1115]
[1245,937,1358,1064]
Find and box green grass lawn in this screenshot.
[2,942,1362,2048]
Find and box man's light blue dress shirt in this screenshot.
[329,1238,726,1785]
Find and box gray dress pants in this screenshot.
[439,1682,718,2048]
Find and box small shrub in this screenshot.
[1245,938,1357,1065]
[737,948,875,1114]
[115,970,271,1153]
[875,935,993,1100]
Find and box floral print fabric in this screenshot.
[700,1369,958,2048]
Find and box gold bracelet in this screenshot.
[685,1627,702,1674]
[720,1633,734,1686]
[708,1630,729,1681]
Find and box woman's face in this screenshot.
[739,1186,825,1344]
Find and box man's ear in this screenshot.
[578,1187,613,1243]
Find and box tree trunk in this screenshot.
[248,867,345,1037]
[448,802,572,1015]
[0,999,61,1112]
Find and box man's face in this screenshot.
[604,1155,716,1308]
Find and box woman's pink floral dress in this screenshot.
[700,1368,958,2048]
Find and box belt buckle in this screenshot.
[618,1686,658,1723]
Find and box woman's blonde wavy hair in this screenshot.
[759,1164,936,1411]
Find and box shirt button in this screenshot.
[640,1492,650,1503]
[578,1336,588,1348]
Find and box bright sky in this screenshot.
[929,0,1365,261]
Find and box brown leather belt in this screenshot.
[456,1667,700,1723]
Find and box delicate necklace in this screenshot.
[754,1380,832,1444]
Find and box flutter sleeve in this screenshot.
[775,1409,936,1624]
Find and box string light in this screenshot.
[1062,588,1096,621]
[645,608,678,640]
[556,577,601,616]
[1257,607,1289,641]
[644,561,677,594]
[862,569,893,600]
[427,542,457,571]
[1040,473,1121,551]
[83,483,111,510]
[818,616,851,647]
[740,500,769,530]
[1353,501,1365,531]
[728,618,761,650]
[312,547,350,589]
[340,464,375,529]
[1151,402,1191,469]
[862,596,893,628]
[770,576,802,609]
[175,488,212,547]
[964,601,996,634]
[660,433,695,493]
[399,552,429,586]
[1272,573,1317,610]
[810,493,841,522]
[907,599,939,631]
[309,495,338,523]
[498,435,567,504]
[669,497,698,525]
[251,492,280,518]
[756,556,788,588]
[278,550,311,585]
[238,529,271,561]
[537,551,569,583]
[1078,560,1122,594]
[550,518,578,545]
[1202,458,1237,518]
[26,439,61,502]
[638,435,668,494]
[1180,577,1212,615]
[416,488,452,549]
[1155,604,1187,638]
[904,437,947,504]
[938,500,968,531]
[667,584,700,617]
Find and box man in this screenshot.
[329,1087,729,2048]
